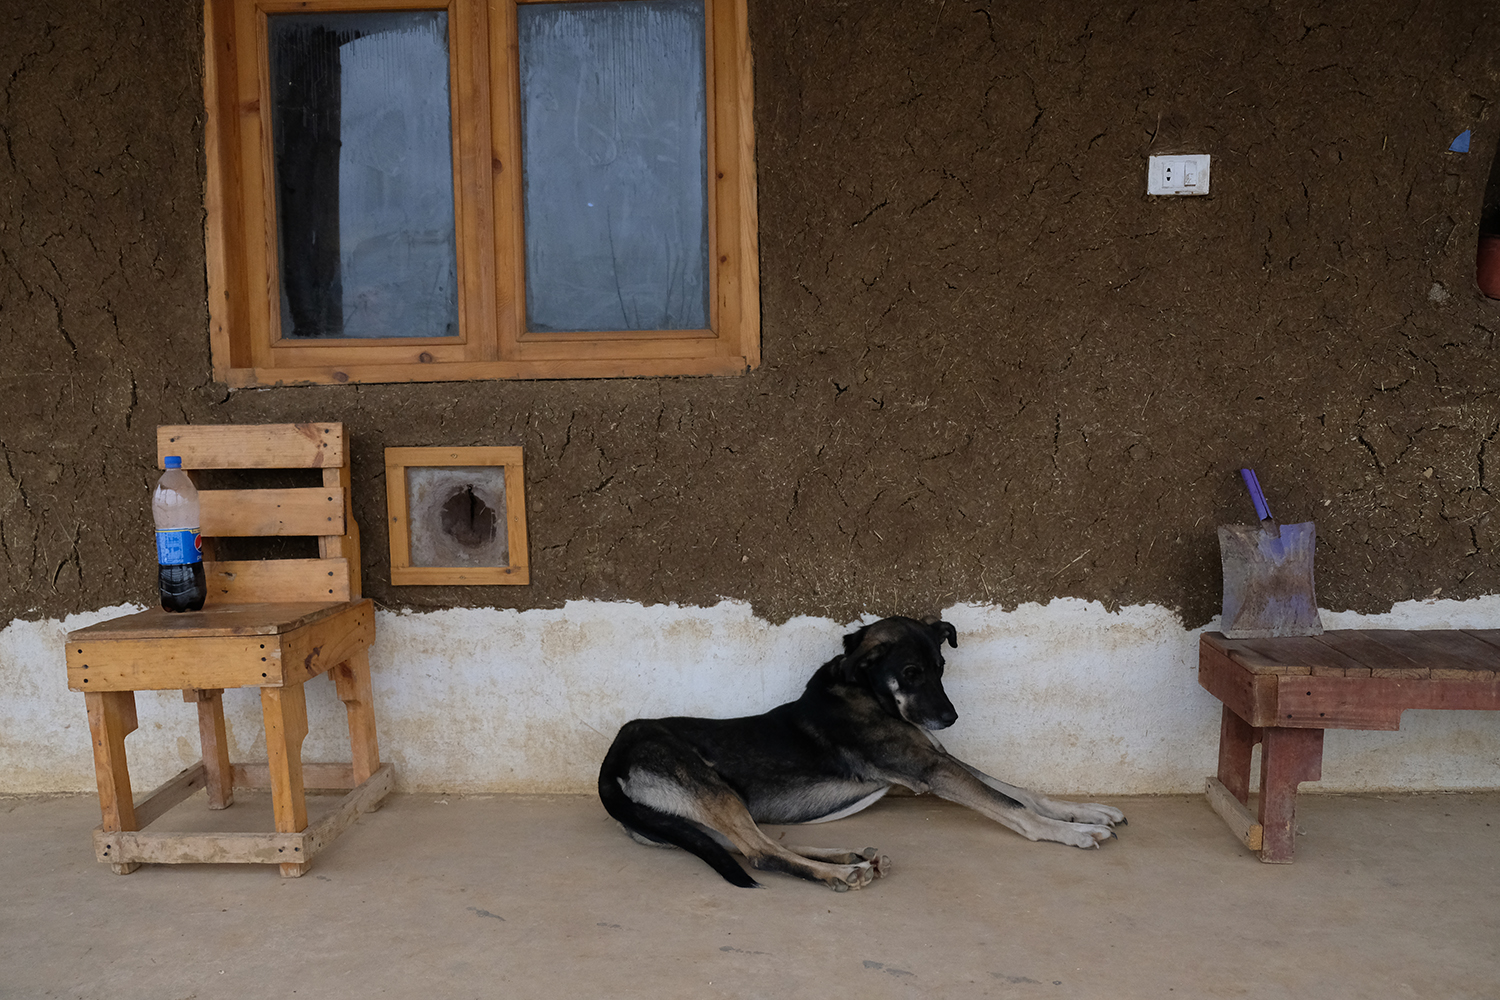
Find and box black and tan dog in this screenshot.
[598,615,1125,890]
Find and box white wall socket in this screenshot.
[1147,154,1211,196]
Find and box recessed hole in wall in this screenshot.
[441,485,498,547]
[406,465,509,568]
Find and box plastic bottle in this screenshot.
[154,456,207,612]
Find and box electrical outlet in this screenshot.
[1148,154,1211,196]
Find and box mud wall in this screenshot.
[3,0,1499,627]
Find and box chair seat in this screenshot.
[70,602,359,639]
[67,599,375,692]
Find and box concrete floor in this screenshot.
[2,789,1498,1000]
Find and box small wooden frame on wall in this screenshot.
[385,447,529,585]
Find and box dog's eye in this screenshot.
[902,664,923,682]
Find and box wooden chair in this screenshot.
[65,423,393,877]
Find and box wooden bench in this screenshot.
[1198,629,1500,862]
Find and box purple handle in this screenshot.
[1240,468,1273,521]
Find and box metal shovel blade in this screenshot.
[1217,520,1323,638]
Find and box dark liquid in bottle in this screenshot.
[159,562,207,612]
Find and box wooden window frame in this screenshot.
[203,0,758,386]
[384,446,529,585]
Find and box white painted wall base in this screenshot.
[4,597,1499,798]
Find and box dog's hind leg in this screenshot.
[621,814,890,878]
[692,792,881,891]
[780,845,891,877]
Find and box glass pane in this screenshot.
[518,0,709,333]
[269,11,459,339]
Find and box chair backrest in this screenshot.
[156,423,360,605]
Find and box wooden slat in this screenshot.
[69,635,284,692]
[1315,630,1429,678]
[1228,646,1311,676]
[280,601,376,686]
[1198,635,1280,728]
[200,488,345,536]
[226,355,753,387]
[1212,633,1366,676]
[261,685,310,842]
[716,0,760,369]
[95,764,394,867]
[1205,776,1263,851]
[202,0,249,380]
[68,602,352,639]
[1467,629,1500,653]
[1360,629,1500,678]
[204,559,353,604]
[67,600,372,692]
[85,691,138,834]
[389,565,528,586]
[96,828,308,866]
[300,763,395,858]
[234,762,356,791]
[157,423,346,469]
[131,762,209,830]
[185,689,235,808]
[334,653,380,784]
[320,464,362,599]
[1273,675,1500,730]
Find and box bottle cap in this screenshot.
[164,456,183,469]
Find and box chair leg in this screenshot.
[192,689,234,810]
[1256,727,1325,864]
[85,690,141,874]
[260,683,310,877]
[1216,704,1260,805]
[333,651,380,786]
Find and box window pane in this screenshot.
[518,0,709,333]
[269,11,460,339]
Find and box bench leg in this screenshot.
[85,690,142,874]
[333,651,380,786]
[1256,727,1324,864]
[1216,705,1259,805]
[261,684,310,877]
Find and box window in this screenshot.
[203,0,758,385]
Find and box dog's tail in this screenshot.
[597,757,759,889]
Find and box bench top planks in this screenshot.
[1206,629,1500,681]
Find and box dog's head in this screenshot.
[838,616,959,730]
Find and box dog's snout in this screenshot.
[924,701,958,730]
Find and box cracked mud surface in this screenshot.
[2,1,1498,626]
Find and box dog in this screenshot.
[597,615,1125,890]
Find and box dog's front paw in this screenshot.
[1065,802,1126,827]
[1065,822,1118,849]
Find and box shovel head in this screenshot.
[1218,521,1323,638]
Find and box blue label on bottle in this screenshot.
[156,529,203,565]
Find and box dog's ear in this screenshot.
[923,617,958,649]
[836,625,888,683]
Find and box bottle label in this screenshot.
[156,529,203,565]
